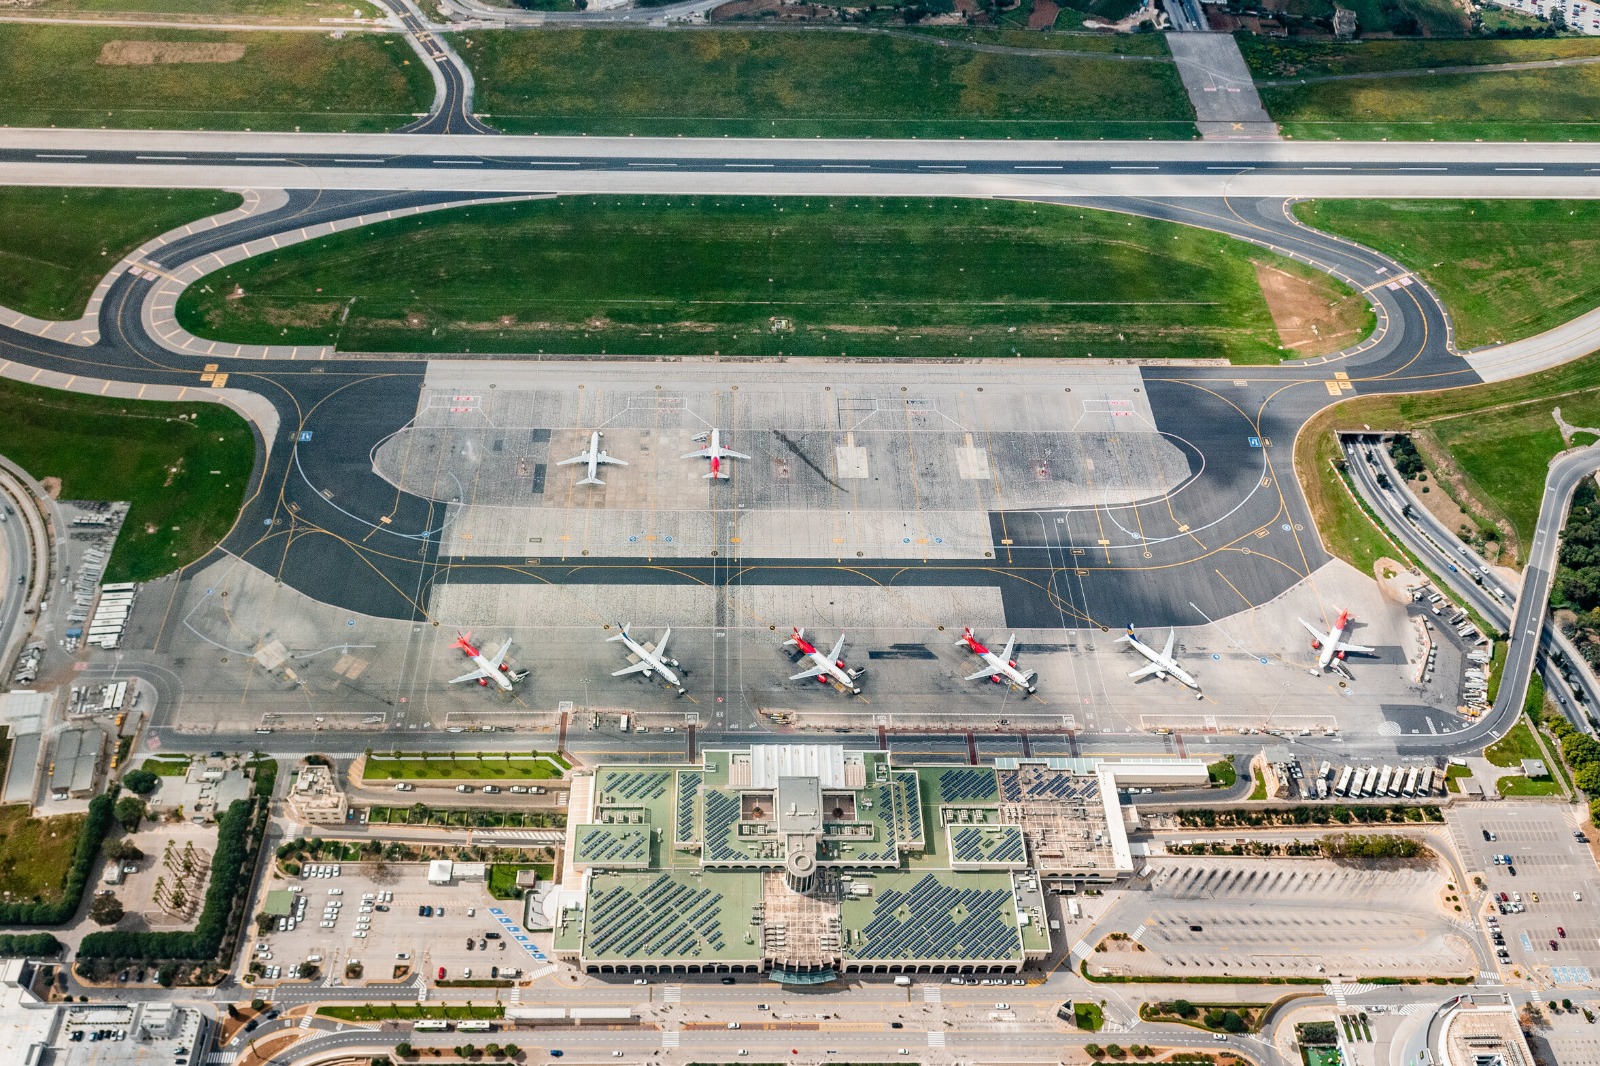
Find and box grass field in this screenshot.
[361,754,566,781]
[488,862,554,899]
[1295,350,1600,571]
[140,755,193,776]
[0,25,431,132]
[0,375,254,581]
[0,188,240,320]
[1075,1002,1105,1031]
[0,805,86,904]
[1485,720,1544,768]
[174,196,1354,363]
[1208,759,1237,788]
[910,26,1171,55]
[1295,200,1600,348]
[458,28,1195,138]
[1241,36,1600,79]
[1496,774,1562,796]
[1254,40,1600,140]
[22,0,380,17]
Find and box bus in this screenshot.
[456,1021,494,1033]
[1402,767,1420,796]
[1375,766,1393,796]
[412,1020,450,1032]
[1359,766,1379,797]
[1335,766,1354,797]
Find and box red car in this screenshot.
[438,966,447,980]
[1550,940,1560,951]
[1558,927,1567,938]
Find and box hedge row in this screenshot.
[0,794,114,927]
[0,933,63,957]
[79,798,254,961]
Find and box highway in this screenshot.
[1344,431,1600,746]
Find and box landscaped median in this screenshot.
[359,751,569,783]
[172,196,1371,363]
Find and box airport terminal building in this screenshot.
[551,744,1206,981]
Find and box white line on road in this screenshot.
[136,155,186,161]
[627,163,677,167]
[1392,167,1447,171]
[432,159,483,165]
[724,163,775,168]
[918,165,967,170]
[333,158,381,164]
[1014,165,1063,170]
[35,153,86,159]
[525,161,579,166]
[1302,167,1351,171]
[236,158,287,163]
[1110,166,1158,170]
[819,164,871,169]
[1495,167,1544,172]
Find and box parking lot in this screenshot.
[1447,805,1600,988]
[251,865,548,989]
[1088,858,1476,979]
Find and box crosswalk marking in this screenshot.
[923,986,941,1005]
[928,1031,946,1049]
[298,1015,313,1029]
[662,1030,680,1048]
[1129,924,1147,943]
[207,1054,237,1065]
[1069,940,1092,963]
[663,985,682,1004]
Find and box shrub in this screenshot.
[121,769,159,795]
[0,933,62,957]
[113,796,146,833]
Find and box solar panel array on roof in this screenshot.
[585,874,728,959]
[850,875,1020,962]
[934,767,998,803]
[604,769,671,802]
[575,826,650,865]
[999,770,1098,803]
[702,789,746,862]
[675,771,702,845]
[950,825,1027,865]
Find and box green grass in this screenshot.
[0,188,239,320]
[1294,200,1600,349]
[0,375,254,581]
[23,0,380,17]
[458,28,1194,139]
[1244,36,1600,142]
[1075,1002,1105,1031]
[488,862,553,899]
[1485,720,1544,768]
[1496,774,1562,796]
[141,755,192,776]
[174,196,1341,363]
[362,754,565,781]
[1248,775,1268,801]
[319,1004,504,1022]
[0,25,431,132]
[908,26,1171,55]
[1240,36,1600,79]
[1207,759,1237,788]
[1295,351,1600,571]
[0,805,86,903]
[1486,640,1509,703]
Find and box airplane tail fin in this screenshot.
[784,627,803,647]
[956,626,973,646]
[1116,626,1135,644]
[607,623,630,643]
[452,631,474,651]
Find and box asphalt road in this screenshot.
[375,0,497,136]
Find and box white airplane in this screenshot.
[956,628,1036,694]
[1118,626,1202,698]
[447,632,524,690]
[1299,610,1375,675]
[557,430,626,486]
[682,428,749,480]
[607,623,686,696]
[785,627,862,694]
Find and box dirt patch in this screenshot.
[1028,0,1060,29]
[1410,432,1517,563]
[1253,260,1369,358]
[1373,555,1416,603]
[709,0,829,18]
[97,41,247,66]
[39,477,61,499]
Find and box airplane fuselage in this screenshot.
[789,630,860,693]
[958,630,1035,692]
[457,640,514,691]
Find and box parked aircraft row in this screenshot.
[446,625,1214,699]
[558,429,748,485]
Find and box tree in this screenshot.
[1085,1045,1105,1059]
[1173,999,1197,1019]
[394,1042,414,1058]
[89,894,124,926]
[500,1045,519,1061]
[104,840,143,862]
[122,769,159,795]
[113,796,146,833]
[251,998,267,1011]
[1107,1045,1127,1059]
[1563,999,1574,1012]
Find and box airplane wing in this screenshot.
[1298,618,1327,642]
[654,628,671,660]
[596,451,628,467]
[612,661,653,678]
[1161,629,1176,659]
[682,447,713,459]
[449,668,490,685]
[999,635,1016,663]
[965,664,1004,682]
[487,640,511,669]
[790,664,828,681]
[827,634,847,663]
[1335,641,1376,654]
[721,449,752,460]
[1128,662,1166,680]
[556,451,593,467]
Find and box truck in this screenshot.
[894,976,912,986]
[1067,899,1082,920]
[619,714,630,733]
